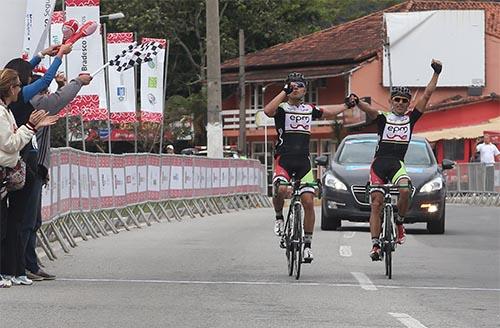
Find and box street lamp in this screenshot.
[100,12,125,153]
[100,12,125,20]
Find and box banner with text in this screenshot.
[140,38,167,123]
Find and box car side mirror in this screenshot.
[315,155,329,167]
[442,159,455,170]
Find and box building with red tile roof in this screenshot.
[220,0,500,184]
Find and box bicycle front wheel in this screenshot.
[293,203,303,280]
[383,205,394,279]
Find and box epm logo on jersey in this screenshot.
[285,113,311,132]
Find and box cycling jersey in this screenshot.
[273,102,323,156]
[374,109,422,160]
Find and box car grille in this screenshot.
[350,185,416,206]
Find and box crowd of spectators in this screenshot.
[0,44,92,288]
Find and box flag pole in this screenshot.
[133,32,138,153]
[102,22,112,154]
[158,40,169,154]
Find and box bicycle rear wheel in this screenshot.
[293,203,303,280]
[383,205,394,279]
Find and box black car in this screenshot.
[315,134,454,234]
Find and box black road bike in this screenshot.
[275,175,320,280]
[367,183,413,279]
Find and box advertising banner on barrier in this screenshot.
[88,153,99,210]
[98,155,113,208]
[59,151,70,214]
[40,148,265,222]
[160,156,172,199]
[137,155,148,203]
[125,155,138,204]
[79,152,90,211]
[182,156,194,198]
[147,155,161,201]
[107,32,137,123]
[140,37,167,123]
[113,155,127,208]
[65,0,107,119]
[169,156,183,198]
[69,151,80,212]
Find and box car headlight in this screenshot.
[324,173,347,190]
[419,176,443,193]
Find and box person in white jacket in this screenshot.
[0,68,58,287]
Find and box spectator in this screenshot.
[0,69,58,286]
[166,144,175,154]
[476,134,500,192]
[22,72,92,282]
[1,45,68,286]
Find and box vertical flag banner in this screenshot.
[107,33,137,123]
[140,38,167,123]
[49,11,66,94]
[23,0,56,61]
[65,0,106,119]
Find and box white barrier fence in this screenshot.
[37,148,271,260]
[444,162,500,206]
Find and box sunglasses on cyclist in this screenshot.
[292,82,306,88]
[392,96,409,104]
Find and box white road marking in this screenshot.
[351,272,377,291]
[343,231,356,239]
[339,245,352,257]
[389,313,429,328]
[56,278,500,292]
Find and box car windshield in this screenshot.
[337,139,433,166]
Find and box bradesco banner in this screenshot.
[140,38,167,123]
[65,0,106,119]
[107,33,136,123]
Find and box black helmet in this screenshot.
[285,72,307,85]
[390,86,412,99]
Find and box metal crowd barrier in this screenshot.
[444,162,500,207]
[37,148,272,260]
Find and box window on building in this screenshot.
[251,84,264,109]
[443,139,464,161]
[306,81,318,104]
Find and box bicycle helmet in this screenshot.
[285,72,307,85]
[390,86,411,99]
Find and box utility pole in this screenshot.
[206,0,223,158]
[238,29,246,156]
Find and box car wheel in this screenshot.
[427,204,445,234]
[321,208,341,231]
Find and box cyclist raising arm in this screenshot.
[264,72,349,262]
[346,59,442,261]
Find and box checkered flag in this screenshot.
[91,41,163,77]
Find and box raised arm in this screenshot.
[320,103,348,120]
[264,84,293,117]
[415,59,442,113]
[345,93,380,120]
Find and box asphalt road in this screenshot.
[1,204,499,328]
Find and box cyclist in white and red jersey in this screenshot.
[264,72,349,262]
[346,59,442,261]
